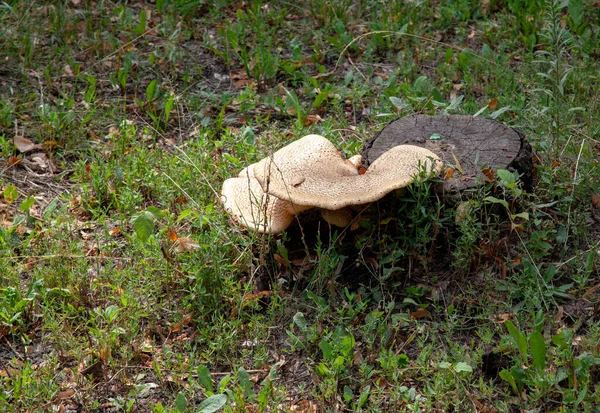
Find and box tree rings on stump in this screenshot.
[362,115,534,196]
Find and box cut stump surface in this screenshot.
[362,115,534,194]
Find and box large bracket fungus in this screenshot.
[221,134,443,234]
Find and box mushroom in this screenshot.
[221,176,310,234]
[252,136,443,210]
[320,207,355,228]
[221,134,443,234]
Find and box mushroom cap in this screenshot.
[346,154,363,169]
[320,207,354,228]
[221,176,304,234]
[254,137,443,210]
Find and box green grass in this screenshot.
[1,0,599,412]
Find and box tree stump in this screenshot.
[362,115,534,195]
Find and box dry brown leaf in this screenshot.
[410,307,432,320]
[14,135,40,153]
[583,282,600,298]
[480,0,491,13]
[450,152,463,174]
[554,305,564,323]
[273,253,288,267]
[473,399,498,413]
[167,228,178,242]
[592,193,600,209]
[7,156,21,166]
[233,79,251,88]
[482,167,495,182]
[63,64,74,77]
[174,237,200,253]
[242,291,271,306]
[54,389,75,401]
[80,360,104,382]
[493,313,512,324]
[290,400,318,413]
[304,114,323,126]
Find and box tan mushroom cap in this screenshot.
[320,207,354,228]
[254,137,443,210]
[346,154,362,169]
[221,176,309,234]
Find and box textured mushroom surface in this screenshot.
[253,136,443,210]
[221,176,308,234]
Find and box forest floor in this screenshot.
[1,1,600,412]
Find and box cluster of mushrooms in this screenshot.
[221,134,444,234]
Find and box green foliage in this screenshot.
[0,279,43,334]
[500,320,599,407]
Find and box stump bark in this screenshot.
[362,115,534,195]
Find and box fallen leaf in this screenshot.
[80,360,104,383]
[482,167,495,182]
[290,400,318,413]
[167,228,178,242]
[273,253,288,267]
[14,135,40,153]
[242,291,271,306]
[174,237,200,253]
[450,153,464,174]
[488,98,497,110]
[7,156,21,166]
[473,399,498,413]
[553,306,564,323]
[304,114,323,126]
[233,79,251,88]
[583,282,600,298]
[592,193,600,209]
[54,389,75,401]
[410,307,432,320]
[29,152,49,169]
[480,0,490,14]
[63,64,74,77]
[493,313,512,324]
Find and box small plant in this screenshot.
[0,279,43,337]
[499,320,600,408]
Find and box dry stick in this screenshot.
[3,337,24,360]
